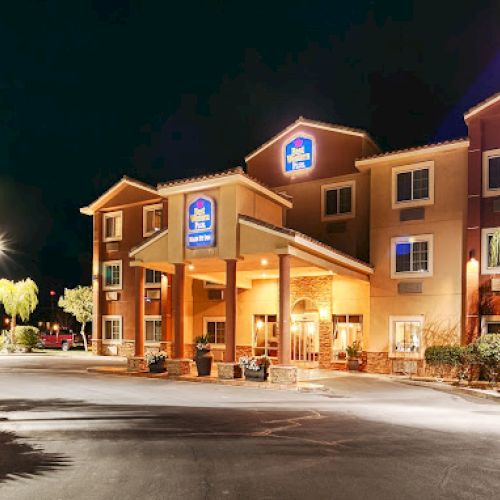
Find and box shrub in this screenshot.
[15,326,40,350]
[424,345,464,366]
[473,334,500,384]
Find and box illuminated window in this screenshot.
[145,316,161,343]
[389,316,423,357]
[332,315,363,361]
[253,314,278,358]
[103,316,122,342]
[103,260,122,290]
[391,235,433,278]
[103,211,122,242]
[392,162,434,208]
[145,269,162,287]
[204,318,225,344]
[481,227,500,274]
[321,181,355,220]
[143,204,163,237]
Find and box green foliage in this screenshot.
[424,345,464,366]
[58,286,93,326]
[346,340,361,359]
[489,231,500,268]
[0,278,39,327]
[15,326,40,349]
[473,334,500,383]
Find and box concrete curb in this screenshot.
[396,378,500,403]
[86,367,330,394]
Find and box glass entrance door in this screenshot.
[291,314,319,365]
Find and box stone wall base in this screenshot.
[165,359,191,376]
[127,356,146,372]
[217,362,242,379]
[269,365,298,385]
[365,352,391,374]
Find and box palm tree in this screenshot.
[0,278,39,344]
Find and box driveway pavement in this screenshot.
[0,355,499,500]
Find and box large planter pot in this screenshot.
[347,358,360,371]
[244,367,268,381]
[195,349,213,376]
[149,359,166,373]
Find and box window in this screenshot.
[481,227,500,274]
[391,235,433,278]
[103,260,122,290]
[145,269,162,287]
[392,162,434,208]
[253,314,278,358]
[204,318,225,345]
[332,315,363,361]
[102,316,122,342]
[145,316,162,343]
[143,204,163,237]
[482,149,500,197]
[103,211,122,242]
[481,316,500,335]
[389,316,423,357]
[321,181,355,220]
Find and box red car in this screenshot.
[39,328,90,351]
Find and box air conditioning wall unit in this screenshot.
[105,291,119,301]
[207,289,224,301]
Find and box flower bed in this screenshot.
[239,356,270,382]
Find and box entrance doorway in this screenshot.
[291,299,319,367]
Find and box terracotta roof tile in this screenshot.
[464,91,500,120]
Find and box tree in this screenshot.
[58,286,93,352]
[0,278,39,344]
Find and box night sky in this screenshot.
[0,0,499,306]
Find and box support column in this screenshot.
[92,212,102,355]
[225,259,237,362]
[160,273,172,356]
[134,267,145,357]
[172,263,185,358]
[278,253,291,365]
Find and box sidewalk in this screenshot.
[87,364,330,394]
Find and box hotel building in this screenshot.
[80,91,500,374]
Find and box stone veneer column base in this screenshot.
[91,339,102,355]
[127,356,146,372]
[165,359,191,375]
[269,365,298,385]
[217,362,242,379]
[365,352,391,374]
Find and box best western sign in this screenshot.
[284,135,314,173]
[186,195,215,249]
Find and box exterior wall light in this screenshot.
[260,258,268,266]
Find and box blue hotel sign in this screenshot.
[284,135,314,173]
[186,196,215,249]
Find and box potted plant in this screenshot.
[144,351,167,373]
[239,355,270,381]
[346,340,362,371]
[194,335,213,376]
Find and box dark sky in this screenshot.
[0,0,499,305]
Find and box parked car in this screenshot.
[39,328,91,351]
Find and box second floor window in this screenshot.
[391,235,433,278]
[143,204,163,237]
[392,162,434,208]
[145,269,162,287]
[103,211,122,242]
[103,260,122,290]
[321,181,355,219]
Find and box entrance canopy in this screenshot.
[129,213,373,285]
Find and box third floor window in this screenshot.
[103,211,122,242]
[392,162,434,209]
[143,204,163,237]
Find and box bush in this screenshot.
[473,334,500,383]
[15,326,40,350]
[424,345,464,366]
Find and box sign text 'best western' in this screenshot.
[284,135,314,173]
[186,196,215,249]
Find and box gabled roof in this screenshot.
[157,167,293,208]
[129,228,168,257]
[355,137,469,169]
[239,214,373,275]
[80,176,159,215]
[464,91,500,121]
[244,116,380,162]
